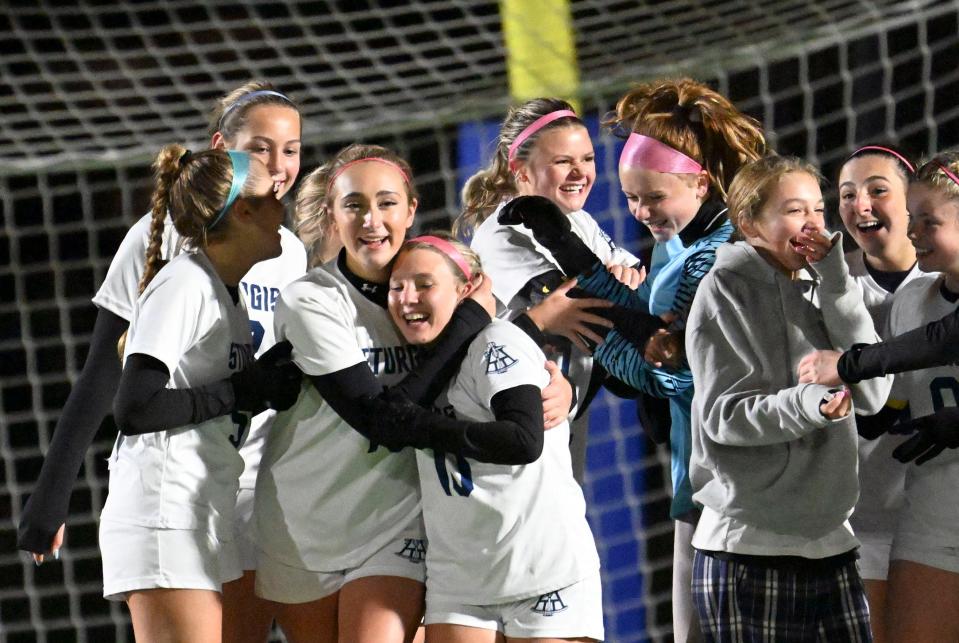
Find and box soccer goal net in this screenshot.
[2,2,958,641]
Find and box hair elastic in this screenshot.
[207,150,250,230]
[507,109,578,162]
[936,162,959,188]
[407,235,473,282]
[327,157,412,193]
[848,145,916,174]
[619,133,703,174]
[217,90,294,131]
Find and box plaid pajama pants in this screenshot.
[691,549,872,642]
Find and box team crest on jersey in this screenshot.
[484,342,518,374]
[532,590,568,616]
[394,538,426,564]
[598,227,615,251]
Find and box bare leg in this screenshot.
[426,624,502,643]
[888,559,959,643]
[127,588,222,643]
[221,571,277,643]
[338,575,425,643]
[863,578,889,643]
[270,593,338,643]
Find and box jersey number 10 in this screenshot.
[433,451,474,497]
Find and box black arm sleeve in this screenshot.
[511,313,547,347]
[839,307,959,383]
[113,354,235,435]
[390,299,492,405]
[446,384,544,465]
[308,299,493,423]
[347,384,545,465]
[17,307,127,554]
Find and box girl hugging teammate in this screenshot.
[364,234,605,642]
[100,146,301,642]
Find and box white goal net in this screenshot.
[2,2,958,642]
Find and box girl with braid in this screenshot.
[18,81,307,643]
[100,145,301,641]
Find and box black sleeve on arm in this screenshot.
[113,354,235,435]
[471,384,545,464]
[839,308,959,383]
[314,367,545,465]
[308,300,491,435]
[511,313,547,347]
[855,403,910,440]
[18,308,129,553]
[360,384,546,464]
[390,298,491,405]
[518,270,566,308]
[309,363,384,427]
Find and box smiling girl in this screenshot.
[16,81,308,642]
[373,234,603,642]
[458,98,642,480]
[686,155,891,642]
[864,153,959,642]
[835,145,921,643]
[255,143,578,643]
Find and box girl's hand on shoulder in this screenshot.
[467,273,496,318]
[541,360,572,429]
[820,387,851,420]
[607,263,646,290]
[796,225,834,264]
[526,279,613,354]
[798,349,843,386]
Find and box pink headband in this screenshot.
[328,157,411,192]
[619,133,703,174]
[936,162,959,188]
[407,235,473,281]
[507,109,578,161]
[849,145,916,174]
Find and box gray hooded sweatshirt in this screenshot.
[686,239,892,541]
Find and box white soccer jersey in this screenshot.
[255,259,422,572]
[100,251,251,538]
[418,319,600,604]
[847,250,925,537]
[92,212,307,490]
[470,201,640,414]
[235,228,307,489]
[887,275,959,549]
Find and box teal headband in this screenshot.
[207,150,250,230]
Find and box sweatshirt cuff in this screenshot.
[809,233,849,291]
[799,383,838,429]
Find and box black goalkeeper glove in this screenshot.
[498,196,600,276]
[230,340,302,414]
[892,407,959,465]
